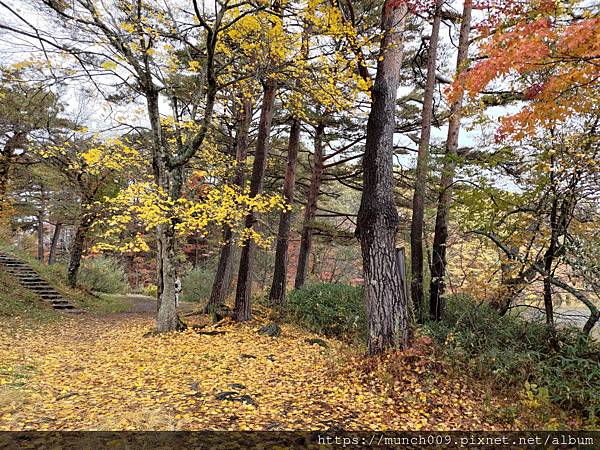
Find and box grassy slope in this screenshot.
[0,269,57,321]
[0,243,130,315]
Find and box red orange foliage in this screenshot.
[452,0,599,140]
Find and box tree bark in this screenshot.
[269,26,309,307]
[206,96,253,313]
[269,117,302,308]
[543,193,559,328]
[146,90,187,332]
[410,0,444,324]
[355,0,411,355]
[48,223,62,264]
[294,120,326,289]
[67,213,93,288]
[429,0,473,321]
[234,78,278,322]
[37,214,44,263]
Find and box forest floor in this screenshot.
[0,297,576,431]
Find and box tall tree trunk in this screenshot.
[206,97,253,313]
[48,223,62,264]
[37,214,44,262]
[410,0,444,324]
[543,187,559,328]
[429,0,473,321]
[294,120,326,289]
[234,79,278,322]
[269,26,309,307]
[269,117,301,308]
[36,183,46,262]
[356,0,411,355]
[146,90,187,332]
[67,213,93,288]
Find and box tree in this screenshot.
[409,0,444,324]
[0,66,66,220]
[1,0,273,331]
[234,77,279,322]
[429,0,473,321]
[206,94,253,313]
[38,137,142,286]
[355,0,411,354]
[268,24,309,309]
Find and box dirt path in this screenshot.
[111,294,197,315]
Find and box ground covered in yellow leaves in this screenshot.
[0,307,530,431]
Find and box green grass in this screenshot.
[0,243,132,315]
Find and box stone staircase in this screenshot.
[0,252,81,312]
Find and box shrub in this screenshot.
[143,284,157,298]
[181,266,215,303]
[78,257,129,294]
[425,295,600,417]
[286,283,365,342]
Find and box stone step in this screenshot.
[0,251,80,313]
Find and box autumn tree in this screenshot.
[409,0,444,324]
[1,0,280,331]
[450,0,600,331]
[37,137,142,287]
[356,0,411,354]
[429,0,473,321]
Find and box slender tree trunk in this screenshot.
[37,214,44,262]
[543,193,559,328]
[410,0,444,324]
[269,117,302,307]
[48,223,62,264]
[234,78,278,322]
[429,0,473,321]
[356,0,411,355]
[269,27,309,307]
[206,96,253,313]
[294,120,326,289]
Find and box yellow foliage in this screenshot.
[0,314,508,430]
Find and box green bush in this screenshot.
[78,257,129,294]
[286,283,365,342]
[425,295,600,417]
[181,267,215,303]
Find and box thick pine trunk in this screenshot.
[206,97,252,313]
[156,219,186,331]
[48,223,62,264]
[67,215,92,287]
[429,0,472,321]
[356,0,411,355]
[206,227,235,312]
[269,118,301,307]
[294,121,326,289]
[234,79,278,322]
[410,0,443,323]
